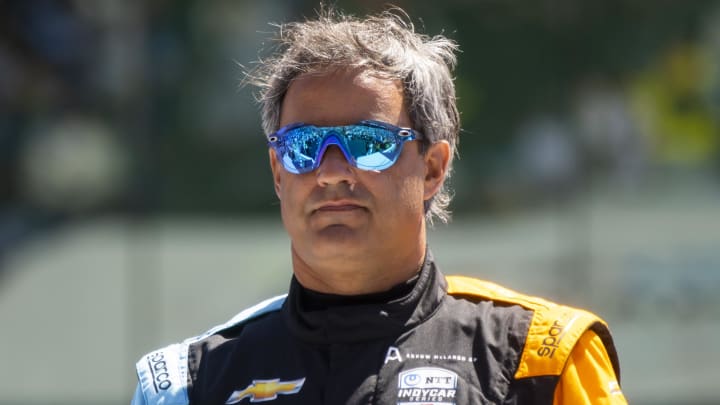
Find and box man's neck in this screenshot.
[290,244,426,295]
[299,272,421,310]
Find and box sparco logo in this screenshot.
[147,352,172,392]
[397,367,457,405]
[537,315,577,358]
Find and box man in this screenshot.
[132,8,627,405]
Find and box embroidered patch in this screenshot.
[397,367,457,405]
[225,378,305,404]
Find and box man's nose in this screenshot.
[315,145,357,186]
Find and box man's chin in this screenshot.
[304,227,369,255]
[316,223,363,240]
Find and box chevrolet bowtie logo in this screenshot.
[225,378,306,404]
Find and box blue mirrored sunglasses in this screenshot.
[267,120,422,174]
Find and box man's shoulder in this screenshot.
[192,294,288,340]
[444,275,619,379]
[445,275,565,311]
[131,294,287,405]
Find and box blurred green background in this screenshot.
[1,0,719,404]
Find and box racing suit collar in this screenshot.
[282,249,447,344]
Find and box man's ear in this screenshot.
[423,140,451,201]
[269,148,282,199]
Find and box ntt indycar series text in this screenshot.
[397,367,458,404]
[132,251,626,404]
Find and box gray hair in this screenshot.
[245,7,460,224]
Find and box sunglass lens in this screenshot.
[283,127,323,173]
[346,127,399,170]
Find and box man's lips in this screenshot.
[313,200,366,212]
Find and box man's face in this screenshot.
[269,69,449,293]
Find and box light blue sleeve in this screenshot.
[131,383,147,405]
[134,343,190,405]
[132,295,287,405]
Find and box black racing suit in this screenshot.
[132,251,623,404]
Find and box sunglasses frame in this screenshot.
[267,120,422,174]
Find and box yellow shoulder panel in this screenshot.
[445,275,608,379]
